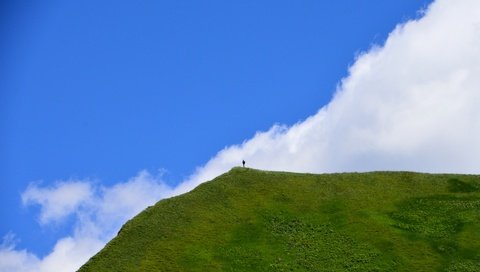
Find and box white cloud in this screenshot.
[3,0,480,271]
[178,0,480,194]
[0,248,39,272]
[36,237,104,272]
[0,233,39,272]
[0,171,173,272]
[21,181,93,225]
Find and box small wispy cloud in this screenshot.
[22,181,93,225]
[1,171,173,272]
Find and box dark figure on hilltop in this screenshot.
[242,160,245,167]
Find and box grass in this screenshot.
[79,168,480,271]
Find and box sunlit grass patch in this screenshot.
[79,169,480,271]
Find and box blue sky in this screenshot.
[12,0,480,270]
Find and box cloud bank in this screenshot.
[177,0,480,195]
[2,0,480,271]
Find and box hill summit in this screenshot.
[79,168,480,271]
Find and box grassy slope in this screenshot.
[79,168,480,271]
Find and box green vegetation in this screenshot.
[79,168,480,271]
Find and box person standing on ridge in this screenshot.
[242,160,245,167]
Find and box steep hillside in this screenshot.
[79,168,480,271]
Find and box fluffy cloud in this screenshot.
[177,0,480,195]
[3,0,480,271]
[0,171,173,272]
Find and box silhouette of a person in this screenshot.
[242,160,245,167]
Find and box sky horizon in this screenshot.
[5,0,480,271]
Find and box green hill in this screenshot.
[79,168,480,271]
